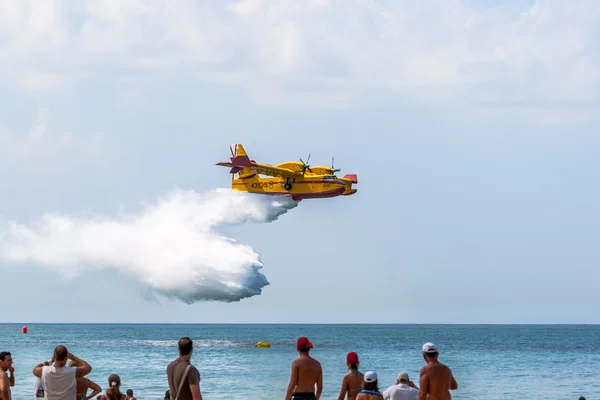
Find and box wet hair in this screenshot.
[298,347,310,353]
[178,337,193,355]
[106,374,122,400]
[54,345,68,362]
[349,362,358,370]
[0,351,11,361]
[164,390,170,400]
[126,389,133,396]
[362,380,379,392]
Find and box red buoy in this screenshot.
[22,326,28,334]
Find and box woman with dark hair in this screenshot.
[338,352,364,400]
[355,371,383,400]
[101,374,127,400]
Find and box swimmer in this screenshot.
[356,371,383,400]
[69,360,102,400]
[337,352,364,400]
[418,343,457,400]
[284,337,323,400]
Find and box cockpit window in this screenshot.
[323,175,335,180]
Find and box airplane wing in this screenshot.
[216,143,296,178]
[249,163,295,178]
[216,161,295,178]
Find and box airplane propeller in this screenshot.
[300,153,313,175]
[331,156,340,173]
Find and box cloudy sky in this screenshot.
[1,0,599,323]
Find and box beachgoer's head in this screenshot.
[296,337,313,353]
[164,390,170,400]
[107,374,122,400]
[422,342,439,361]
[126,389,133,396]
[53,345,68,365]
[363,371,379,391]
[396,371,410,384]
[346,351,359,370]
[0,351,12,371]
[579,397,586,400]
[178,337,193,357]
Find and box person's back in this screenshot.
[41,364,77,400]
[341,370,364,400]
[285,337,323,400]
[382,372,418,400]
[338,352,363,400]
[418,343,457,400]
[293,356,322,393]
[33,346,91,400]
[166,337,202,400]
[167,358,199,400]
[356,371,383,400]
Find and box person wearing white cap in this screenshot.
[418,342,457,400]
[382,372,419,400]
[355,371,383,399]
[381,372,418,400]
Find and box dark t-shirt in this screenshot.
[166,358,200,400]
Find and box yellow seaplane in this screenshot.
[216,143,357,201]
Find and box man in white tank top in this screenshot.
[32,345,92,400]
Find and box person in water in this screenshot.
[68,360,102,400]
[356,371,383,400]
[101,374,127,400]
[284,337,323,400]
[418,342,457,400]
[337,352,364,400]
[0,351,14,400]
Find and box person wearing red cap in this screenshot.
[284,337,322,400]
[337,352,364,400]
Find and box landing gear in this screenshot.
[284,178,292,191]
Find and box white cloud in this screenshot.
[0,107,108,174]
[0,0,598,119]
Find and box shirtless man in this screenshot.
[418,343,457,400]
[0,352,14,400]
[284,337,323,400]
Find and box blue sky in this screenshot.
[1,0,599,324]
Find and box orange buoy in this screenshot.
[22,326,28,334]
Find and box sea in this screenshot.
[1,324,598,399]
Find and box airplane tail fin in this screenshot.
[231,143,248,158]
[216,143,253,174]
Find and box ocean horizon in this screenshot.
[2,323,598,399]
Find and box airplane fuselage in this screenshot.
[232,174,355,200]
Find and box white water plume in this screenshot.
[0,188,298,303]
